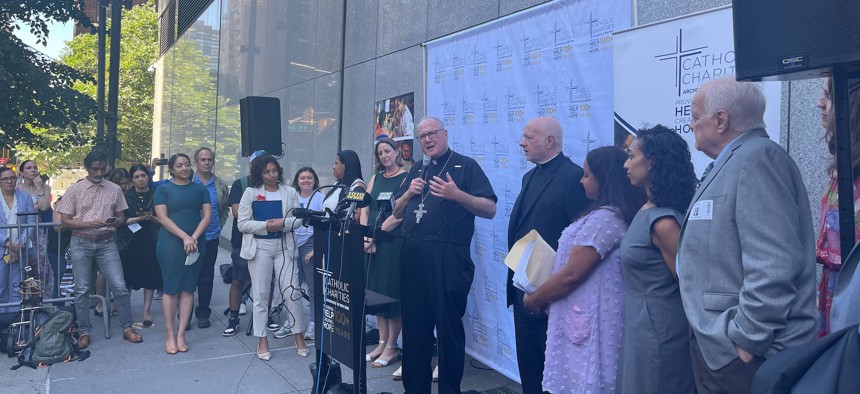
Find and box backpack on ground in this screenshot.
[11,306,89,370]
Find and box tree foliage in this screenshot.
[60,0,159,165]
[0,0,96,149]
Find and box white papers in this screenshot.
[504,230,556,293]
[128,223,142,233]
[185,251,200,266]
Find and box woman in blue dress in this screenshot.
[154,153,211,354]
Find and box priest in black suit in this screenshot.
[507,117,590,393]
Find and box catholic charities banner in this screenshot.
[426,0,631,381]
[614,6,782,176]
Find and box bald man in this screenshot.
[507,117,590,393]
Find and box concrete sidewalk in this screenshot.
[1,246,522,394]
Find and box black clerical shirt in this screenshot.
[395,149,497,245]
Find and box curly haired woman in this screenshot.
[617,125,697,393]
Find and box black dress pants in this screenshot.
[401,239,474,394]
[512,289,549,394]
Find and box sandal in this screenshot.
[372,347,401,368]
[366,340,385,362]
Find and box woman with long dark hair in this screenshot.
[238,154,305,361]
[154,153,212,354]
[120,165,163,327]
[815,77,860,336]
[617,125,697,393]
[524,146,646,393]
[322,150,366,214]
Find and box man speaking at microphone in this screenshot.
[392,116,497,393]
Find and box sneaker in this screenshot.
[153,290,163,300]
[198,317,211,329]
[392,365,402,381]
[273,326,290,339]
[223,317,240,336]
[238,302,247,315]
[304,322,315,340]
[266,316,280,331]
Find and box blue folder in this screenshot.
[252,200,283,239]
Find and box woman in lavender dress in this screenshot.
[524,146,646,393]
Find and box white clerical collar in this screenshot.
[536,153,560,169]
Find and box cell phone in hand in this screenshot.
[105,217,118,224]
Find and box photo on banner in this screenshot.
[374,92,415,141]
[613,6,782,175]
[374,92,416,171]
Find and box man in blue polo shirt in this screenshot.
[192,147,230,328]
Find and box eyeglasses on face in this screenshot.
[417,129,444,142]
[0,177,15,183]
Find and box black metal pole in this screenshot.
[96,0,106,141]
[832,66,855,263]
[106,0,122,167]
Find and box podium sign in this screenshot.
[312,221,366,372]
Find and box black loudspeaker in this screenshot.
[733,0,860,81]
[240,96,282,156]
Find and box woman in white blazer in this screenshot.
[237,154,306,361]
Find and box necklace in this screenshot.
[135,189,152,209]
[383,167,402,178]
[414,152,454,224]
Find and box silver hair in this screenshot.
[702,78,767,132]
[416,116,445,130]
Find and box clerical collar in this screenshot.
[430,149,453,165]
[536,153,561,170]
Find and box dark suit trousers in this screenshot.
[690,334,765,394]
[512,289,549,394]
[194,239,220,319]
[401,240,474,394]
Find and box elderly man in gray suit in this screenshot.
[678,78,817,393]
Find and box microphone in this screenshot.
[419,156,432,181]
[341,186,372,235]
[294,207,327,219]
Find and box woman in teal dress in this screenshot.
[360,138,408,368]
[154,153,211,354]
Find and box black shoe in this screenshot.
[198,318,211,329]
[266,316,280,331]
[223,317,240,337]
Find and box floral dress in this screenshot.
[816,177,860,337]
[543,206,627,393]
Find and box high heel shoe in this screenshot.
[256,351,271,361]
[297,348,310,357]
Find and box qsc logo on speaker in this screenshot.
[779,54,807,71]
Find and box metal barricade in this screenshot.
[0,218,110,346]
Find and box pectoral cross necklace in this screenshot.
[414,152,453,224]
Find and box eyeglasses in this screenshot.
[417,129,444,142]
[0,177,16,183]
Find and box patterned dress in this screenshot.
[543,207,627,394]
[816,177,860,337]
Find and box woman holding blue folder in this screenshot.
[237,153,306,361]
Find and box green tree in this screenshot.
[0,0,95,149]
[60,0,158,165]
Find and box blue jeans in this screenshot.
[71,237,133,333]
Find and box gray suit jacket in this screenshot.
[678,128,817,370]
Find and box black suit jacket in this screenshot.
[506,153,590,306]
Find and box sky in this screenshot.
[14,20,74,61]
